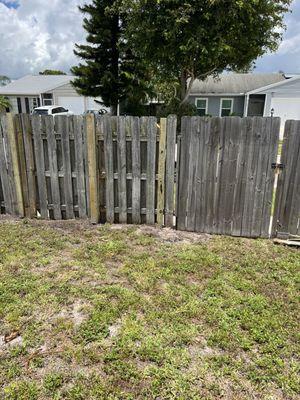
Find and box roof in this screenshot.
[33,105,63,110]
[0,75,73,95]
[190,73,286,95]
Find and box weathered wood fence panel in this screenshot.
[273,120,300,237]
[177,116,280,238]
[2,113,298,240]
[0,114,177,226]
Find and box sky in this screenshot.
[0,0,300,79]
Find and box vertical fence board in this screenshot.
[0,115,13,214]
[157,118,167,226]
[74,115,87,218]
[21,114,36,217]
[46,117,61,219]
[117,117,127,223]
[177,117,191,230]
[146,117,157,224]
[86,114,99,224]
[32,115,48,218]
[59,116,74,219]
[14,115,29,217]
[104,116,114,223]
[261,118,280,237]
[132,117,141,224]
[186,117,200,231]
[165,115,177,227]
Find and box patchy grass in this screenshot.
[0,218,299,400]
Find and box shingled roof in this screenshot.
[190,73,286,95]
[0,75,73,95]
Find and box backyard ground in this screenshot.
[0,217,299,400]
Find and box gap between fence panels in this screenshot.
[0,113,299,240]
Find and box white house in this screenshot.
[244,74,300,134]
[0,75,109,115]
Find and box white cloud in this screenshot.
[0,0,300,78]
[0,0,85,78]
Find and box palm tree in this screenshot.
[0,96,10,112]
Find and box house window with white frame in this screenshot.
[42,93,53,106]
[195,98,208,116]
[220,98,234,117]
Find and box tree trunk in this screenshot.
[178,69,195,107]
[180,70,188,103]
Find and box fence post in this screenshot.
[6,113,24,217]
[86,114,99,224]
[157,118,167,226]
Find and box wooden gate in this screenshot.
[177,116,280,238]
[273,120,300,237]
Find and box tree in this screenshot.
[0,96,10,112]
[71,0,153,115]
[119,0,292,107]
[39,70,66,75]
[0,75,11,86]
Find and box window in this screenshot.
[195,98,208,116]
[32,109,49,116]
[25,97,30,114]
[52,107,67,114]
[220,99,233,117]
[42,93,53,106]
[33,97,39,109]
[17,97,22,114]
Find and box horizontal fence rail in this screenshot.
[0,113,299,239]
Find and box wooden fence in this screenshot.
[177,117,280,238]
[0,113,177,227]
[0,113,299,239]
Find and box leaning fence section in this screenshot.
[0,113,177,226]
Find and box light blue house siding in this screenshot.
[189,95,245,117]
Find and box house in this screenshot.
[0,75,108,115]
[189,73,286,118]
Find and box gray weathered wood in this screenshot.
[74,115,87,218]
[157,118,167,226]
[132,117,141,224]
[59,116,74,219]
[21,114,36,217]
[117,117,127,223]
[0,115,13,214]
[165,115,177,227]
[273,120,300,236]
[46,116,61,219]
[103,116,114,223]
[146,117,157,224]
[32,115,48,218]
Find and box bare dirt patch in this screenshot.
[135,225,210,244]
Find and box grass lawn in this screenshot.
[0,218,299,400]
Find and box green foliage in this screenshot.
[0,75,11,86]
[39,70,66,75]
[0,96,10,112]
[157,98,197,119]
[118,0,292,105]
[0,221,299,399]
[71,0,154,115]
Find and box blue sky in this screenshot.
[0,0,299,78]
